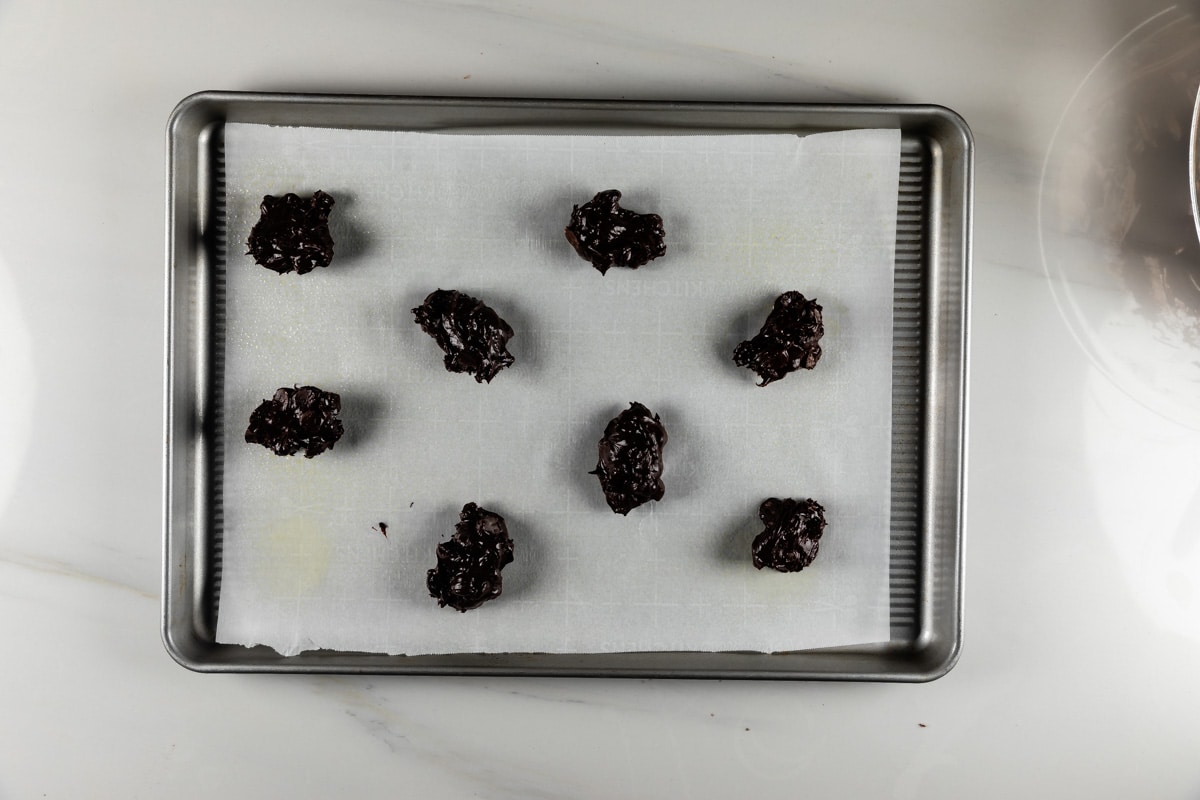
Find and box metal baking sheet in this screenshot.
[163,92,970,680]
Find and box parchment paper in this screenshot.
[214,123,900,655]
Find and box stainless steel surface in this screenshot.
[164,92,971,679]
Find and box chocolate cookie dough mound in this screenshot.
[427,503,515,612]
[244,385,344,458]
[590,402,667,515]
[751,497,826,573]
[412,289,515,383]
[733,291,824,386]
[246,190,335,275]
[565,190,666,274]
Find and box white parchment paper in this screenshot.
[214,123,900,656]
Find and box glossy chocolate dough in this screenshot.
[564,190,666,274]
[427,503,515,612]
[590,401,667,515]
[412,289,515,383]
[751,497,827,572]
[244,385,344,458]
[733,291,824,386]
[246,190,335,275]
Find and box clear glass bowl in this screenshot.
[1040,6,1200,428]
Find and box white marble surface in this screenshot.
[2,0,1200,796]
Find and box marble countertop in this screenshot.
[2,0,1199,796]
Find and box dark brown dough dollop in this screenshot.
[565,190,666,274]
[246,190,335,275]
[244,385,344,458]
[412,289,516,383]
[733,291,824,386]
[427,502,515,612]
[751,497,827,572]
[590,402,667,515]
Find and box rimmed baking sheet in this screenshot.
[164,94,970,680]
